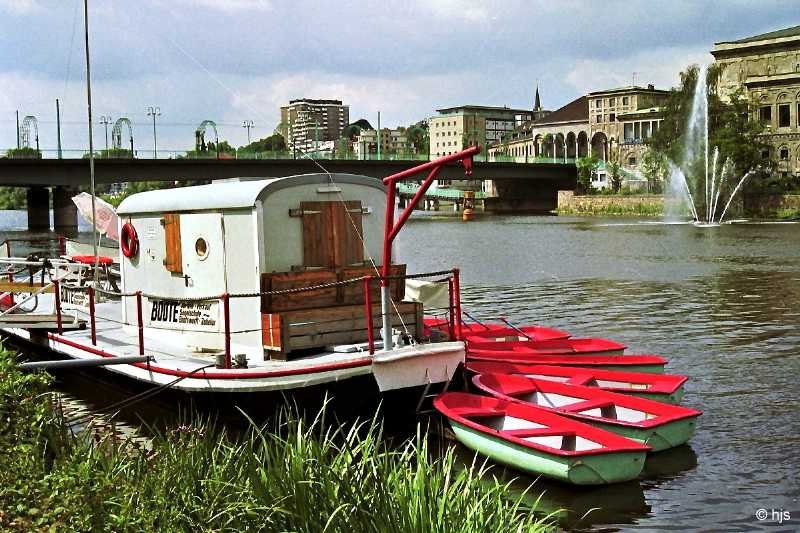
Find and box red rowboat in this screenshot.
[472,373,701,451]
[465,362,688,404]
[467,338,626,356]
[434,392,650,484]
[423,317,570,342]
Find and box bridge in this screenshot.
[0,157,576,232]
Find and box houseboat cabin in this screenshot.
[116,174,425,365]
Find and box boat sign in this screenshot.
[60,285,91,310]
[147,298,219,331]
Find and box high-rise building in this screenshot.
[279,99,349,153]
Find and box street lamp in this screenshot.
[146,106,160,158]
[242,119,254,144]
[99,115,112,154]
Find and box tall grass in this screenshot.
[0,348,554,532]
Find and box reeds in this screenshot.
[0,348,554,532]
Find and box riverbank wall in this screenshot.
[556,191,668,216]
[743,194,800,218]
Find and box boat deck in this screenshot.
[2,292,464,392]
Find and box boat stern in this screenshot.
[371,341,464,392]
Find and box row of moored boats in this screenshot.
[426,319,702,485]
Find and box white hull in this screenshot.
[1,295,464,394]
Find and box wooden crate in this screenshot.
[261,270,338,312]
[339,264,405,305]
[261,264,407,313]
[262,301,422,360]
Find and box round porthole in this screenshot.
[195,237,209,260]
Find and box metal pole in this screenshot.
[88,286,96,345]
[19,355,152,371]
[447,278,455,341]
[83,0,100,283]
[54,279,63,335]
[222,293,231,369]
[452,268,462,340]
[136,291,144,355]
[15,110,20,149]
[377,111,381,160]
[152,113,157,158]
[56,99,62,159]
[363,276,374,355]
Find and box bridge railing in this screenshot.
[1,148,576,165]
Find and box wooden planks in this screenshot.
[300,201,364,268]
[261,264,407,313]
[163,213,183,274]
[339,264,406,304]
[262,301,423,360]
[261,270,338,312]
[0,280,53,294]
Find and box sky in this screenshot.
[0,0,797,156]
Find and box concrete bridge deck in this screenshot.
[0,158,576,230]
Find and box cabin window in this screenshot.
[195,237,209,260]
[300,201,364,268]
[162,213,182,274]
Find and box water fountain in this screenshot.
[667,64,754,226]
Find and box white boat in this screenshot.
[0,161,480,396]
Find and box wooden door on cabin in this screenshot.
[163,213,183,274]
[300,201,364,268]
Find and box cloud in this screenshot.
[565,46,715,94]
[419,0,492,22]
[0,0,41,15]
[163,0,272,12]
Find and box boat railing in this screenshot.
[35,267,462,369]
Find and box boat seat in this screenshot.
[450,407,505,418]
[561,399,616,414]
[70,255,115,265]
[505,428,575,438]
[567,374,597,386]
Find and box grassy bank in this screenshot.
[556,202,664,217]
[0,348,553,532]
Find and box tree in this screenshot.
[641,148,668,193]
[650,64,772,204]
[607,147,623,193]
[406,121,429,155]
[4,147,41,159]
[239,134,287,155]
[576,155,599,195]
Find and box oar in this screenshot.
[462,310,491,331]
[498,317,535,341]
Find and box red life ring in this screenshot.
[120,222,139,258]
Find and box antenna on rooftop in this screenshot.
[632,72,639,87]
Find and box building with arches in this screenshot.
[712,25,800,178]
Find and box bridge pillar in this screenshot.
[26,186,50,231]
[53,186,79,236]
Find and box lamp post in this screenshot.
[242,119,254,144]
[99,115,112,154]
[146,106,160,158]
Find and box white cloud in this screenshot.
[166,0,272,12]
[0,0,41,14]
[565,46,714,94]
[418,0,492,22]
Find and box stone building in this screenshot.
[279,98,349,153]
[354,128,408,158]
[487,85,669,189]
[587,85,669,172]
[712,25,800,178]
[487,96,589,161]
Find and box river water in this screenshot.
[2,210,799,531]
